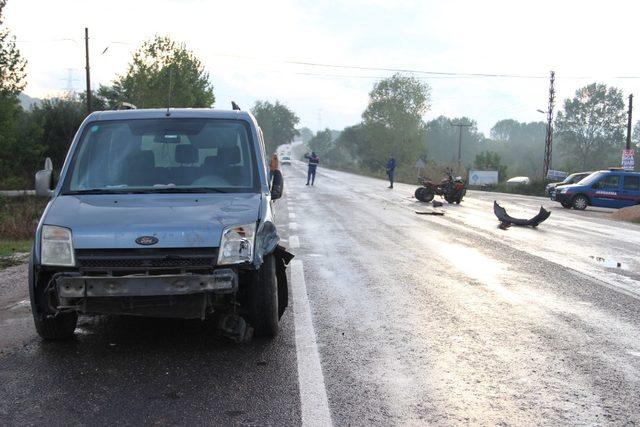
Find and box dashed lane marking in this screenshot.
[289,222,299,231]
[290,235,300,249]
[291,260,333,426]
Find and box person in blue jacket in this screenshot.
[305,152,320,186]
[386,155,396,189]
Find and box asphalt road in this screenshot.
[2,162,640,425]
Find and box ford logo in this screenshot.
[135,236,158,246]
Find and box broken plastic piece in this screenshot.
[415,210,445,216]
[219,314,253,343]
[432,200,444,208]
[493,201,550,227]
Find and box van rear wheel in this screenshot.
[246,254,279,337]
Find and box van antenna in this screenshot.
[232,101,241,111]
[166,68,173,117]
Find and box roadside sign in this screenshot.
[622,149,635,170]
[468,170,498,185]
[546,169,568,180]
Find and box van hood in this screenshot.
[44,193,262,249]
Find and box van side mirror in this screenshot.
[271,169,284,200]
[35,157,54,197]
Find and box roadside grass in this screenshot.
[0,239,32,257]
[0,195,45,263]
[0,239,32,269]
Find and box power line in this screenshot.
[14,37,640,80]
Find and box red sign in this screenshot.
[622,149,635,170]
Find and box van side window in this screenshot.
[597,175,620,189]
[623,175,640,191]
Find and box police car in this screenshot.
[551,168,640,210]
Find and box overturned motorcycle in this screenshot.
[415,168,467,204]
[493,201,551,228]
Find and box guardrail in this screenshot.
[0,190,36,197]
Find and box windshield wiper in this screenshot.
[66,187,229,195]
[65,188,132,195]
[141,187,229,194]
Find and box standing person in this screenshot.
[305,152,320,186]
[386,154,396,189]
[269,153,278,185]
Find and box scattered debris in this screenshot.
[590,256,622,268]
[493,201,550,228]
[432,200,443,208]
[415,210,445,216]
[219,314,253,343]
[498,222,511,230]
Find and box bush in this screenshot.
[0,195,47,240]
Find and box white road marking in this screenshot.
[290,235,300,249]
[290,212,297,219]
[289,222,299,231]
[291,260,333,426]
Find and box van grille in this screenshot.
[75,248,218,274]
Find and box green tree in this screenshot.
[31,97,86,169]
[251,100,300,154]
[474,150,507,181]
[0,0,35,189]
[632,120,640,147]
[98,35,214,109]
[297,127,314,144]
[555,83,626,170]
[359,74,431,170]
[425,116,485,165]
[308,128,334,156]
[486,119,545,177]
[0,0,26,97]
[0,97,44,189]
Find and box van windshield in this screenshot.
[63,118,259,194]
[578,171,605,186]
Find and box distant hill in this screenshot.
[19,93,42,110]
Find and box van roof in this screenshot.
[86,108,255,122]
[602,168,639,173]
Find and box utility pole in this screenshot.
[84,27,92,114]
[543,71,555,179]
[626,94,633,150]
[451,122,471,170]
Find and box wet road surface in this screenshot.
[2,162,640,425]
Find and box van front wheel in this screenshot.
[572,195,589,210]
[246,254,279,337]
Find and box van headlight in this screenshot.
[41,225,76,266]
[217,223,256,265]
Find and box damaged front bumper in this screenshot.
[493,201,551,227]
[57,269,238,298]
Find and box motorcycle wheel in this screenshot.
[420,188,435,202]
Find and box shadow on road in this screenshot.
[1,314,300,425]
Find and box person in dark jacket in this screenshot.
[305,152,320,186]
[386,155,396,189]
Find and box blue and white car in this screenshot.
[551,168,640,210]
[30,108,291,341]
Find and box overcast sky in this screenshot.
[6,0,640,134]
